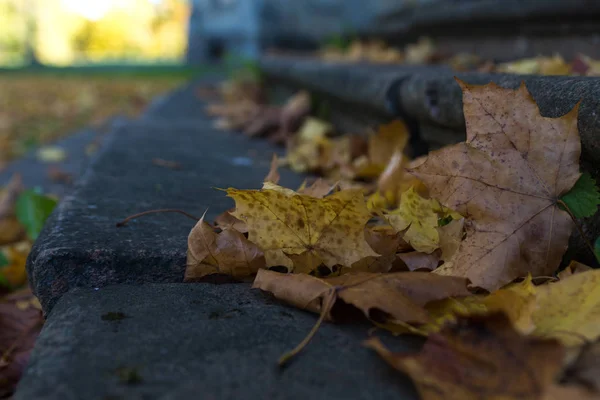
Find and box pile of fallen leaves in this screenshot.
[0,75,186,168]
[319,36,600,76]
[0,174,57,397]
[191,76,600,399]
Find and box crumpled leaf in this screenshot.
[228,183,377,272]
[412,80,580,290]
[252,269,471,325]
[349,225,410,273]
[384,187,443,253]
[560,172,600,218]
[365,313,565,400]
[185,214,265,280]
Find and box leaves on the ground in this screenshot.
[560,172,600,218]
[0,287,44,398]
[185,214,265,281]
[563,340,600,392]
[384,187,459,254]
[253,269,471,325]
[532,269,600,347]
[412,80,581,290]
[15,190,58,241]
[227,184,377,272]
[198,68,600,398]
[365,313,565,400]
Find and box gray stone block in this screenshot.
[16,283,420,400]
[27,118,304,314]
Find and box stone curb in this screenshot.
[16,283,420,400]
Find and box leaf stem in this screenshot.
[278,289,337,368]
[116,209,200,227]
[557,199,596,262]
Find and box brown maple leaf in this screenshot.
[185,215,265,280]
[365,313,565,400]
[252,269,471,325]
[410,80,580,290]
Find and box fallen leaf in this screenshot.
[0,241,31,288]
[0,287,44,398]
[365,313,565,400]
[185,214,265,280]
[397,250,441,271]
[252,269,471,325]
[385,187,443,253]
[412,80,580,290]
[227,184,377,272]
[213,210,248,233]
[349,226,408,273]
[36,146,67,163]
[296,178,336,198]
[437,218,464,262]
[557,260,592,280]
[532,269,600,347]
[368,120,409,169]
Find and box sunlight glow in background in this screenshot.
[60,0,163,21]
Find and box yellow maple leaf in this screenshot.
[227,183,377,273]
[532,269,600,347]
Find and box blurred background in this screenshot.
[0,0,189,66]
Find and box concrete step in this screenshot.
[15,283,420,400]
[27,115,304,314]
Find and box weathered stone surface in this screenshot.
[27,118,304,314]
[16,283,420,400]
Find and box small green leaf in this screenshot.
[16,190,58,241]
[560,173,600,218]
[0,251,9,268]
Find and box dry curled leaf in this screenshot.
[412,80,580,290]
[385,187,443,254]
[252,269,471,325]
[227,183,377,272]
[185,215,265,280]
[365,313,565,400]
